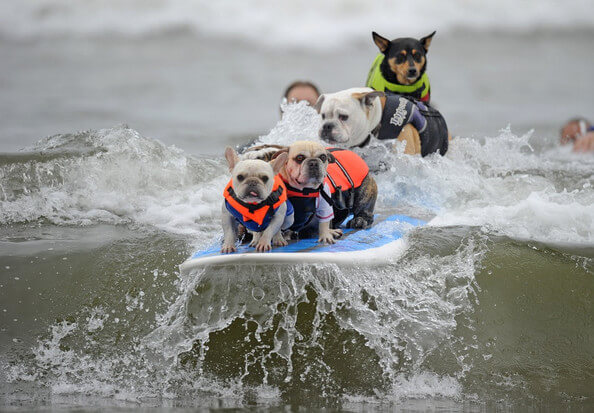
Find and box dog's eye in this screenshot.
[338,114,349,122]
[295,155,305,164]
[237,174,244,182]
[412,52,422,63]
[395,54,406,64]
[321,113,326,120]
[260,175,269,183]
[319,154,327,162]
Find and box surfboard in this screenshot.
[180,213,425,272]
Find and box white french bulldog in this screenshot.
[315,87,428,155]
[316,87,384,148]
[221,147,292,253]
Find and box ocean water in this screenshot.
[1,0,594,411]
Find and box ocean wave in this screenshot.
[0,126,227,235]
[1,0,593,48]
[1,105,593,246]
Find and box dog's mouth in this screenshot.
[240,190,264,203]
[293,172,323,189]
[320,133,348,144]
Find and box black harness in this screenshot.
[357,94,448,157]
[377,94,417,141]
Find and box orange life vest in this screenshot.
[223,175,288,231]
[325,148,368,194]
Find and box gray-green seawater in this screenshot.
[0,120,592,411]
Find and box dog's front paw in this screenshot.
[318,234,335,244]
[221,243,237,254]
[283,230,298,240]
[348,217,370,229]
[330,228,343,238]
[249,232,262,248]
[255,238,272,252]
[319,228,343,244]
[272,233,288,247]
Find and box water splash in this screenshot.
[0,125,226,235]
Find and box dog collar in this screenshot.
[351,134,373,149]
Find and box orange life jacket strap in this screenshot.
[283,179,322,198]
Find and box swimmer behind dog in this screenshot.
[221,147,293,253]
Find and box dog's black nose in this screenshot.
[307,158,319,168]
[407,68,418,77]
[322,123,334,132]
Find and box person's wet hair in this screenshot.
[283,81,321,101]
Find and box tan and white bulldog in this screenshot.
[276,141,342,244]
[275,140,378,241]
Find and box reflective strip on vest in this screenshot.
[325,149,368,193]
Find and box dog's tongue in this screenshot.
[250,191,258,197]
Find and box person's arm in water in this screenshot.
[560,118,590,144]
[573,132,594,153]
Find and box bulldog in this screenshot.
[275,140,377,242]
[221,147,293,253]
[315,87,450,157]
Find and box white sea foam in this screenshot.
[1,0,593,48]
[365,126,594,246]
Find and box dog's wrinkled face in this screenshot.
[282,141,333,190]
[231,160,275,203]
[372,31,435,85]
[225,147,286,203]
[316,88,384,148]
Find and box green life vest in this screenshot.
[365,53,430,102]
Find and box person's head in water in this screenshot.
[283,81,321,107]
[560,117,591,145]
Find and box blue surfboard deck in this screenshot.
[180,214,425,271]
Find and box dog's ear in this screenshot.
[420,31,436,52]
[352,90,385,107]
[372,31,390,53]
[313,94,325,113]
[224,146,239,172]
[270,147,289,161]
[270,152,288,175]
